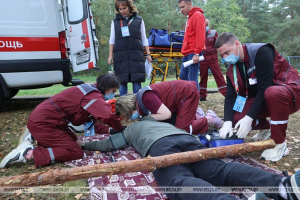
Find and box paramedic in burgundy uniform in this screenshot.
[199,19,227,101]
[115,80,223,135]
[216,32,300,162]
[0,74,124,168]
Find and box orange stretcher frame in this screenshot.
[147,44,183,84]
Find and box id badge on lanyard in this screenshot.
[121,26,130,37]
[233,95,247,113]
[120,17,134,37]
[232,64,248,113]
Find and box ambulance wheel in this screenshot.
[0,86,3,105]
[9,89,19,99]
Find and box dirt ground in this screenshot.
[0,93,299,199]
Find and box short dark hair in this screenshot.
[215,32,239,49]
[96,73,120,94]
[178,0,191,3]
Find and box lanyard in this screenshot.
[233,64,248,98]
[120,17,134,27]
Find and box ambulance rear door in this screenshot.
[63,0,98,72]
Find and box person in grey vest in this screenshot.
[215,32,300,162]
[108,0,152,96]
[80,116,300,200]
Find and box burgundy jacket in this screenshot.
[136,80,198,115]
[227,43,300,111]
[28,84,122,140]
[201,29,219,64]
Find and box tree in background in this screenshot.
[91,0,115,72]
[203,0,250,44]
[90,0,299,75]
[237,0,273,43]
[268,0,300,56]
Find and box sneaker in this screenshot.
[247,192,269,200]
[281,170,300,200]
[18,127,35,145]
[200,97,206,101]
[260,142,289,162]
[0,140,34,168]
[252,129,271,142]
[206,110,223,129]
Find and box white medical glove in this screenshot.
[219,121,233,139]
[234,115,253,138]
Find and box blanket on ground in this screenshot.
[65,134,282,200]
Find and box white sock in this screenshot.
[279,182,287,199]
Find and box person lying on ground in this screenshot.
[80,116,300,200]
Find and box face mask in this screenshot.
[222,44,240,65]
[130,110,139,120]
[104,92,114,100]
[206,26,209,32]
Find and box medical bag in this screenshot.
[170,31,185,48]
[199,129,244,148]
[148,28,171,47]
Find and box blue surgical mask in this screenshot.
[104,92,114,100]
[222,44,240,65]
[130,110,139,120]
[206,26,209,32]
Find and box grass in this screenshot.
[16,75,219,96]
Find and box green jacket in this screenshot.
[83,116,200,157]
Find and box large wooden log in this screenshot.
[0,139,275,187]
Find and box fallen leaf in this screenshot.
[263,160,270,164]
[284,163,291,167]
[0,169,6,173]
[74,194,83,199]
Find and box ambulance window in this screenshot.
[66,0,88,24]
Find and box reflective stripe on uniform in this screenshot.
[270,120,288,125]
[77,84,97,95]
[218,85,227,90]
[47,148,55,164]
[189,124,193,135]
[77,85,87,95]
[83,99,97,110]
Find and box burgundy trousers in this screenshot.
[232,86,298,144]
[199,60,227,98]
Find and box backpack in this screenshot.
[170,31,185,49]
[199,129,244,148]
[148,28,171,47]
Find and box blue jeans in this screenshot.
[148,135,283,200]
[180,53,200,91]
[119,82,142,96]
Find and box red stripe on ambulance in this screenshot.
[0,37,60,52]
[81,19,91,49]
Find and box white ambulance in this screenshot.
[0,0,99,104]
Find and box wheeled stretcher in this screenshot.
[146,45,184,84]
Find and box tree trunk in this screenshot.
[0,139,275,187]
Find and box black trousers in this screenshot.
[148,134,283,200]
